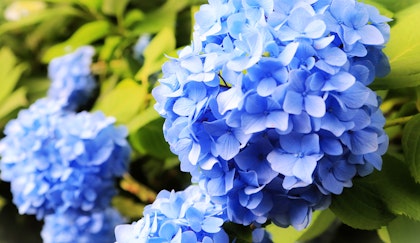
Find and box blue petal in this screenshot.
[333,160,356,181]
[202,216,224,233]
[283,91,303,115]
[173,98,195,116]
[304,95,325,118]
[267,151,296,176]
[278,42,299,66]
[241,113,267,134]
[217,87,244,115]
[305,20,326,39]
[292,157,317,184]
[257,77,277,97]
[358,25,384,45]
[216,133,240,160]
[323,72,355,92]
[266,111,289,131]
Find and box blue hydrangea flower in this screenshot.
[47,46,96,110]
[41,207,124,243]
[114,185,228,243]
[153,0,390,229]
[252,227,273,243]
[0,98,130,219]
[133,34,151,61]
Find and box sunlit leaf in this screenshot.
[370,0,418,12]
[360,0,393,18]
[112,196,145,220]
[123,9,145,29]
[102,0,129,17]
[0,6,82,35]
[99,35,123,61]
[126,105,161,134]
[377,227,391,243]
[372,3,420,89]
[42,20,112,62]
[402,114,420,183]
[0,47,27,103]
[135,27,176,84]
[131,0,180,34]
[266,209,336,242]
[387,216,420,243]
[0,87,28,120]
[92,78,146,124]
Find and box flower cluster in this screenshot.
[41,207,124,243]
[115,185,229,243]
[47,46,96,110]
[0,46,130,242]
[152,0,390,230]
[0,98,130,219]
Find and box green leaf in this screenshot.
[135,27,176,83]
[362,154,420,221]
[19,77,51,102]
[112,196,144,220]
[372,3,420,89]
[92,79,146,124]
[42,20,112,62]
[0,47,27,103]
[99,35,123,61]
[299,209,336,241]
[266,209,336,243]
[131,0,190,34]
[0,87,28,120]
[402,113,420,183]
[377,227,391,243]
[102,0,129,17]
[360,0,394,18]
[371,0,418,12]
[123,9,145,29]
[329,171,396,229]
[387,216,420,243]
[129,118,174,160]
[331,154,420,226]
[126,105,161,134]
[0,6,82,35]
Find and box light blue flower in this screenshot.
[267,133,324,189]
[0,98,130,219]
[48,46,96,110]
[41,207,124,243]
[252,227,273,243]
[153,0,390,229]
[114,185,228,243]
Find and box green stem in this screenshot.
[385,115,414,128]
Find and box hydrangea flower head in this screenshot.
[153,0,390,229]
[48,46,96,110]
[41,207,124,243]
[114,185,228,243]
[0,98,131,219]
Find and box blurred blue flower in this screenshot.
[133,34,151,61]
[153,0,390,230]
[48,46,96,110]
[41,207,124,243]
[0,98,130,219]
[252,227,273,243]
[114,185,228,243]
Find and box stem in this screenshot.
[120,173,157,203]
[385,115,414,128]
